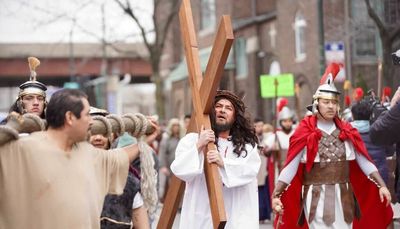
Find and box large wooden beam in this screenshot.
[156,175,185,228]
[200,15,234,112]
[178,1,226,227]
[157,0,234,228]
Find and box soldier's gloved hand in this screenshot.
[197,125,215,152]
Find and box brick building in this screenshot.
[160,0,400,122]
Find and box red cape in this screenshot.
[274,115,393,229]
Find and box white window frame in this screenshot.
[294,12,307,62]
[235,37,248,79]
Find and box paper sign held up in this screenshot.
[260,74,295,98]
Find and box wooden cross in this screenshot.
[157,0,234,228]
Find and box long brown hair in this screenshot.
[211,90,258,157]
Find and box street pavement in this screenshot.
[152,205,273,228]
[152,207,400,229]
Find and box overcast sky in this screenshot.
[0,0,154,43]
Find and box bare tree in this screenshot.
[364,0,400,90]
[114,0,180,119]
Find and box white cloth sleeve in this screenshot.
[170,133,204,182]
[218,145,261,188]
[132,192,144,209]
[277,152,302,184]
[355,152,378,176]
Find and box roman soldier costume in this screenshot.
[272,63,393,228]
[15,57,47,117]
[266,103,295,193]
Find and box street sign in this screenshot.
[325,41,345,82]
[260,74,295,98]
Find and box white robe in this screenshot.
[171,133,261,229]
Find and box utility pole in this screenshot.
[69,19,76,83]
[344,0,352,84]
[317,0,326,76]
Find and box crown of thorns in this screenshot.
[215,90,245,112]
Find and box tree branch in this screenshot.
[113,0,152,51]
[158,0,180,51]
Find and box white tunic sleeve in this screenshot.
[355,152,378,176]
[170,133,204,182]
[219,145,261,188]
[277,152,302,184]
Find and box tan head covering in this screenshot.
[90,115,113,144]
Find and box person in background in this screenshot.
[370,86,400,222]
[158,118,184,202]
[254,118,272,223]
[351,100,394,185]
[264,105,296,192]
[88,107,157,229]
[4,57,47,124]
[370,86,400,145]
[183,114,191,131]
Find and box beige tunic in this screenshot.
[0,131,129,229]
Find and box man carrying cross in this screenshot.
[171,90,261,229]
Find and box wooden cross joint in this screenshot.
[157,0,234,228]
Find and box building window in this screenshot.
[235,37,248,79]
[351,1,381,59]
[384,0,400,26]
[200,0,216,31]
[294,12,306,61]
[354,26,377,56]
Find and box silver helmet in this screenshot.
[310,63,342,114]
[278,106,294,122]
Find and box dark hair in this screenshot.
[46,89,88,128]
[351,100,372,121]
[184,114,191,119]
[254,117,263,123]
[8,99,46,119]
[211,93,258,157]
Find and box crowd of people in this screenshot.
[1,57,399,229]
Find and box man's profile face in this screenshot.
[254,121,264,135]
[72,98,92,142]
[184,117,190,129]
[21,94,45,116]
[214,98,235,131]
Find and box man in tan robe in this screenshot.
[0,89,152,229]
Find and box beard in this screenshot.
[281,125,292,134]
[214,119,234,132]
